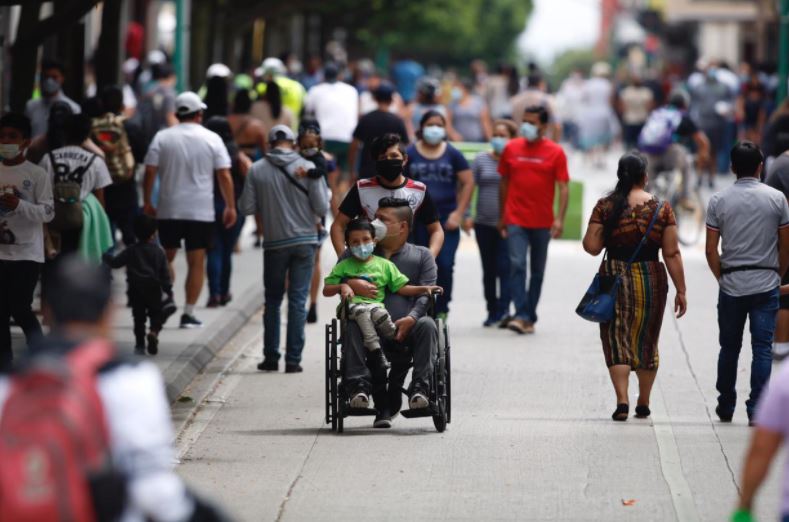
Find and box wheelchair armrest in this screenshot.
[427,288,443,317]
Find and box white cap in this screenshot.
[206,63,231,79]
[261,57,286,77]
[174,91,207,116]
[147,49,166,66]
[268,124,295,143]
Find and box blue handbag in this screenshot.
[576,201,662,323]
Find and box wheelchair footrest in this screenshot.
[345,407,378,417]
[399,404,438,418]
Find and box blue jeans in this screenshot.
[206,213,244,298]
[507,226,551,324]
[716,288,779,419]
[263,244,316,365]
[475,224,511,318]
[414,220,460,315]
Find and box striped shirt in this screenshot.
[472,152,502,227]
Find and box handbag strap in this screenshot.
[626,199,662,266]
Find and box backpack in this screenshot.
[0,341,124,522]
[48,152,94,232]
[91,113,135,183]
[637,107,683,155]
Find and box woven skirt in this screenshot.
[599,259,669,370]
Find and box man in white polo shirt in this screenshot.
[142,92,236,328]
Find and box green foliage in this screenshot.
[311,0,532,67]
[549,47,598,86]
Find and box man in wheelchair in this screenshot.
[341,197,439,428]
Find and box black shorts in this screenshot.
[157,219,213,251]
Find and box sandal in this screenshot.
[612,403,629,421]
[635,405,651,418]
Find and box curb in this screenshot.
[162,283,261,402]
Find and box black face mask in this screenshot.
[376,159,403,182]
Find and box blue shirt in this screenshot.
[405,143,470,219]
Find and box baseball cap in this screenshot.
[206,63,231,79]
[268,124,295,143]
[175,91,207,116]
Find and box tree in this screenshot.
[550,47,598,87]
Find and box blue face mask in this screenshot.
[350,242,375,260]
[422,125,446,145]
[451,87,462,103]
[490,137,508,154]
[520,122,539,141]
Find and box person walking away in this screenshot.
[466,119,517,327]
[579,62,617,169]
[238,125,328,373]
[765,150,789,360]
[93,85,145,247]
[738,67,767,144]
[304,62,359,192]
[0,113,53,371]
[733,360,789,522]
[706,141,789,425]
[103,215,173,355]
[228,89,267,160]
[349,83,409,181]
[331,133,444,258]
[40,114,113,260]
[204,116,250,308]
[449,78,492,143]
[763,97,789,161]
[202,63,231,120]
[25,59,81,139]
[498,105,570,335]
[582,152,687,421]
[255,57,306,127]
[132,63,178,151]
[556,70,586,149]
[406,111,474,318]
[0,255,229,521]
[690,64,733,187]
[26,101,74,164]
[618,73,654,150]
[142,92,237,329]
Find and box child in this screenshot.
[103,215,173,355]
[0,113,53,370]
[323,219,441,377]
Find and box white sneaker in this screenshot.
[350,392,369,409]
[773,343,789,361]
[409,392,428,409]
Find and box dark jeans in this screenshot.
[507,226,551,324]
[263,244,315,365]
[0,260,43,370]
[344,316,437,414]
[716,288,779,419]
[129,279,164,347]
[623,123,644,150]
[107,205,139,247]
[206,214,244,298]
[474,224,511,318]
[414,220,460,315]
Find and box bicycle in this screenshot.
[649,156,706,247]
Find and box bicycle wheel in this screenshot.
[675,187,705,246]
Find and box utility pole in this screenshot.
[780,0,789,102]
[173,0,191,92]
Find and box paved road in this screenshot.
[175,224,785,521]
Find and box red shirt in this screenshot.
[498,137,569,229]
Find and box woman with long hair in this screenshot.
[251,79,293,131]
[203,116,250,307]
[582,152,687,421]
[227,89,267,160]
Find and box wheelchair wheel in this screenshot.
[325,323,331,426]
[432,318,449,433]
[444,321,452,424]
[329,319,339,432]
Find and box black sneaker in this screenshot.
[146,333,159,355]
[257,358,278,372]
[373,409,393,429]
[369,349,390,372]
[179,314,203,329]
[715,405,733,423]
[285,363,303,373]
[307,303,317,324]
[498,315,513,329]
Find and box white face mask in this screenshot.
[370,218,388,241]
[0,144,21,160]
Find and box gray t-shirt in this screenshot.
[471,151,501,227]
[766,153,789,196]
[706,177,789,297]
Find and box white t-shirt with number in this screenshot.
[144,122,231,222]
[0,161,54,263]
[39,145,113,201]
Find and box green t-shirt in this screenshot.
[324,255,410,304]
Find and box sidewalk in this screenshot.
[10,219,265,402]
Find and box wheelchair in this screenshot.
[325,292,452,433]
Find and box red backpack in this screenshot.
[0,341,118,522]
